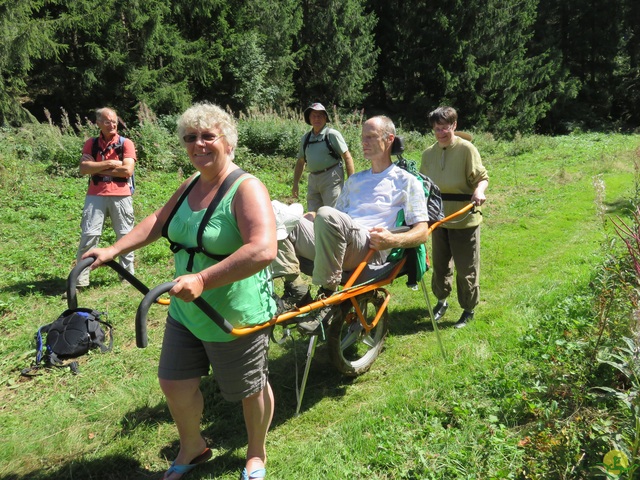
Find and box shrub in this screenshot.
[237,105,367,159]
[126,121,182,172]
[0,121,85,177]
[41,133,85,177]
[399,129,430,154]
[238,115,307,157]
[0,126,33,161]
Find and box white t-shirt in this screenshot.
[335,163,429,229]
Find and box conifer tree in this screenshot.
[294,0,378,107]
[26,0,219,122]
[368,0,563,136]
[0,0,65,125]
[220,0,302,110]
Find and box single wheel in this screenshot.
[328,290,388,376]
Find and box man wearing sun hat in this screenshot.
[292,103,355,212]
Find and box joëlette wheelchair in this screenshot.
[68,138,474,414]
[129,203,471,414]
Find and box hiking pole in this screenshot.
[420,277,446,360]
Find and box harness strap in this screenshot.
[92,136,125,160]
[89,136,132,188]
[21,360,79,376]
[162,175,200,239]
[302,129,341,162]
[162,169,247,272]
[168,244,230,272]
[35,323,52,365]
[93,317,114,353]
[91,175,128,184]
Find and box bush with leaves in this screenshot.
[238,113,307,157]
[126,121,183,173]
[597,337,640,478]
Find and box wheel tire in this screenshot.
[328,290,389,377]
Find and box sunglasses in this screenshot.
[183,133,225,144]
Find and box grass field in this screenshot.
[1,130,640,479]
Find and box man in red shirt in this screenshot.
[75,107,137,288]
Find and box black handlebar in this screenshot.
[135,282,174,348]
[134,282,235,348]
[68,257,234,348]
[67,257,94,309]
[66,256,158,310]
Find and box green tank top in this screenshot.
[167,174,276,342]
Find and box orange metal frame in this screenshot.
[228,203,475,337]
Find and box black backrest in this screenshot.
[391,136,405,156]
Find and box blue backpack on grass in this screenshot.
[22,308,113,375]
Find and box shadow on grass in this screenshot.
[0,455,151,480]
[386,304,462,335]
[0,453,254,480]
[1,257,163,299]
[0,276,67,298]
[606,197,636,216]
[0,276,122,298]
[5,328,351,480]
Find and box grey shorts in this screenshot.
[158,316,270,402]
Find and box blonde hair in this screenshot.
[177,102,238,150]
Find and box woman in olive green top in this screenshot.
[84,103,275,480]
[420,106,489,329]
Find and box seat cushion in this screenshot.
[299,256,404,286]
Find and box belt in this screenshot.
[91,175,127,184]
[309,162,341,175]
[441,193,473,201]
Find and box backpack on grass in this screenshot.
[22,308,113,375]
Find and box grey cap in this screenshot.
[303,103,328,125]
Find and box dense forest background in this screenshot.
[1,0,639,137]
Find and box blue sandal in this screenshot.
[240,467,266,480]
[164,448,212,479]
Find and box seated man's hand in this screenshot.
[369,226,395,250]
[370,223,429,251]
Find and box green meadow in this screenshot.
[1,120,640,479]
